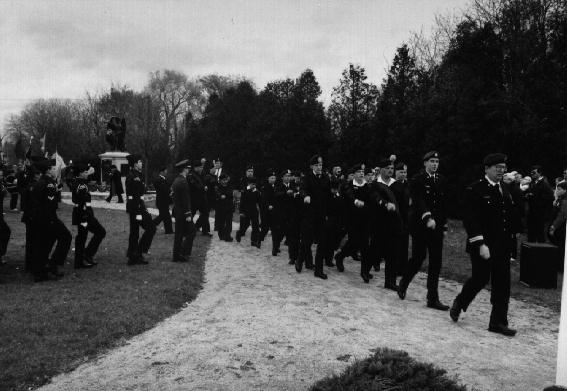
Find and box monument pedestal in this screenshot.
[99,151,130,191]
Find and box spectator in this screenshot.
[549,181,567,268]
[525,165,555,242]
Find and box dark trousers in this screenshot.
[10,192,18,210]
[106,188,124,203]
[0,218,11,256]
[173,219,196,259]
[216,210,233,239]
[47,218,72,266]
[24,222,32,272]
[527,214,547,243]
[455,247,510,326]
[402,227,444,302]
[31,223,50,277]
[320,217,344,265]
[260,209,277,241]
[75,217,106,265]
[238,213,260,243]
[396,231,409,276]
[193,204,211,233]
[276,216,300,261]
[370,230,399,286]
[340,222,371,275]
[127,211,156,259]
[153,206,173,233]
[299,215,325,270]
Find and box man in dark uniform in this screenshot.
[525,165,554,242]
[319,178,345,269]
[450,153,518,336]
[30,158,69,281]
[0,167,12,264]
[236,176,261,247]
[274,169,301,263]
[188,159,212,237]
[398,151,449,311]
[125,154,156,265]
[71,163,106,268]
[390,162,411,276]
[21,163,40,272]
[297,155,330,279]
[152,166,173,234]
[171,159,196,262]
[260,170,279,255]
[215,173,234,241]
[105,165,124,203]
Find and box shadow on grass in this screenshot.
[310,348,467,391]
[0,203,211,391]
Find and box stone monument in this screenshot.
[99,117,129,191]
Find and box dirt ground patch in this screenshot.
[39,218,559,391]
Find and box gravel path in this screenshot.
[43,199,559,390]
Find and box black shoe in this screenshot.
[173,255,189,263]
[253,241,261,249]
[361,273,370,283]
[384,283,399,291]
[48,266,64,278]
[117,200,124,204]
[75,261,94,269]
[325,260,335,267]
[272,249,278,256]
[105,197,111,203]
[334,253,345,272]
[84,255,97,266]
[225,236,234,242]
[374,262,381,272]
[202,232,213,237]
[450,299,462,322]
[314,271,328,280]
[397,280,407,300]
[488,323,517,337]
[427,300,450,311]
[305,264,314,270]
[235,232,242,242]
[368,273,374,279]
[288,259,295,265]
[295,261,303,273]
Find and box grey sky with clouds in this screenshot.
[0,0,469,133]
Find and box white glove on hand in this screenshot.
[80,222,88,227]
[386,202,396,211]
[426,218,436,230]
[354,199,364,207]
[479,244,490,260]
[304,196,311,204]
[136,215,142,221]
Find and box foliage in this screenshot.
[310,348,466,391]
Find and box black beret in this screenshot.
[266,169,277,178]
[292,170,302,177]
[483,153,507,167]
[364,167,374,175]
[219,173,229,180]
[73,162,89,175]
[350,163,364,174]
[281,169,293,177]
[377,158,393,168]
[192,159,203,168]
[246,164,254,170]
[423,151,440,161]
[394,162,407,171]
[309,154,323,166]
[126,154,142,166]
[175,159,190,169]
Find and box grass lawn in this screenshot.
[441,219,562,312]
[0,202,210,391]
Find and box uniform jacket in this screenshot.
[71,177,94,225]
[240,187,261,217]
[300,172,330,219]
[275,182,300,220]
[171,174,192,220]
[20,177,37,223]
[409,170,447,232]
[525,177,554,219]
[153,175,171,210]
[110,170,124,195]
[463,178,518,254]
[261,183,276,212]
[342,180,372,226]
[125,169,147,215]
[390,180,410,230]
[215,183,234,213]
[30,175,59,224]
[188,171,208,209]
[370,181,403,235]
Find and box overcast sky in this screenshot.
[0,0,469,133]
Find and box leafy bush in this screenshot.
[311,348,466,391]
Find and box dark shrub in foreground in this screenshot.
[311,348,467,391]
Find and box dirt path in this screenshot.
[44,200,559,390]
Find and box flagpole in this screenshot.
[556,222,567,387]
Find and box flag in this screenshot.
[14,137,25,160]
[40,132,47,153]
[51,152,67,184]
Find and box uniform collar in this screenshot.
[485,175,501,187]
[352,179,367,187]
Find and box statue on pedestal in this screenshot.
[105,117,127,152]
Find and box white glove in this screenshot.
[304,196,311,204]
[268,205,273,210]
[136,215,142,221]
[80,222,88,227]
[426,218,436,230]
[386,202,396,211]
[354,199,364,208]
[479,244,490,260]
